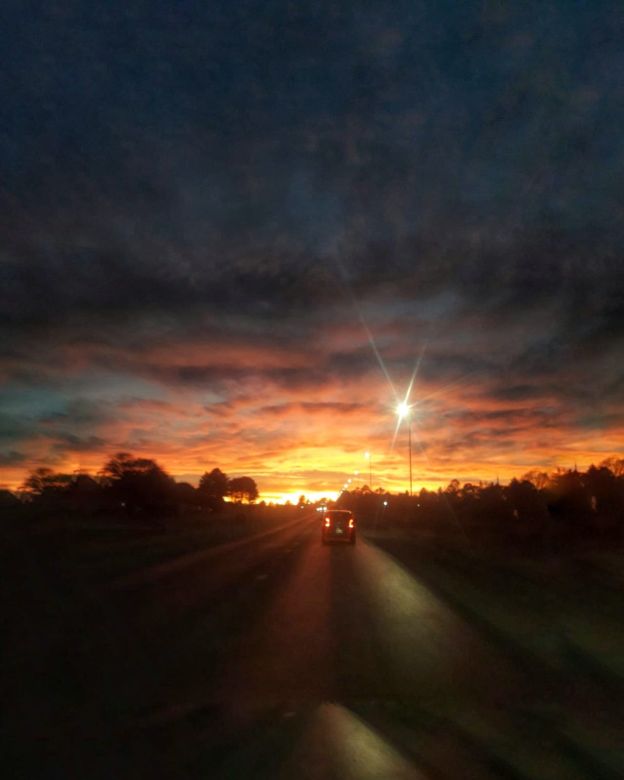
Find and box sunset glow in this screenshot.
[2,344,622,497]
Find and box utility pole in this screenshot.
[408,419,412,496]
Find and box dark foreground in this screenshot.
[2,512,624,778]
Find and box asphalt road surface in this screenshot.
[4,512,622,778]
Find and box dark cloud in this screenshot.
[261,402,365,417]
[489,384,547,403]
[0,450,27,466]
[1,1,623,488]
[39,399,115,427]
[49,433,107,453]
[0,413,36,445]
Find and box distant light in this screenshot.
[396,401,411,419]
[383,500,388,507]
[324,517,331,527]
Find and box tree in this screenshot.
[546,468,591,545]
[198,468,229,510]
[445,479,461,495]
[65,473,105,514]
[521,470,550,490]
[584,465,620,537]
[599,457,624,477]
[22,467,72,496]
[174,482,200,513]
[0,489,20,510]
[505,478,549,547]
[227,476,259,504]
[100,453,176,518]
[20,468,74,512]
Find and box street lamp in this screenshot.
[396,402,413,496]
[364,451,372,489]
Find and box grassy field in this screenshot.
[1,505,308,776]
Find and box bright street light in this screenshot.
[396,401,411,419]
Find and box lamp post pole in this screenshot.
[408,418,412,497]
[396,402,413,497]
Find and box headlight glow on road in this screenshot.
[353,542,464,697]
[285,702,423,779]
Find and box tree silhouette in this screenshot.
[521,470,550,490]
[0,489,20,509]
[598,456,624,477]
[228,476,259,504]
[198,468,229,510]
[100,453,175,518]
[22,467,72,496]
[547,468,591,537]
[11,452,624,549]
[174,482,200,513]
[583,465,621,539]
[65,474,105,514]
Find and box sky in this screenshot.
[1,1,623,501]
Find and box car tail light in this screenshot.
[324,517,331,527]
[348,518,355,528]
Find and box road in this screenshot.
[4,512,622,778]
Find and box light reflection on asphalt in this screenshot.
[353,538,520,704]
[282,702,424,780]
[211,529,520,777]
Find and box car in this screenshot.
[321,509,356,544]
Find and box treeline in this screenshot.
[337,459,624,551]
[1,452,259,520]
